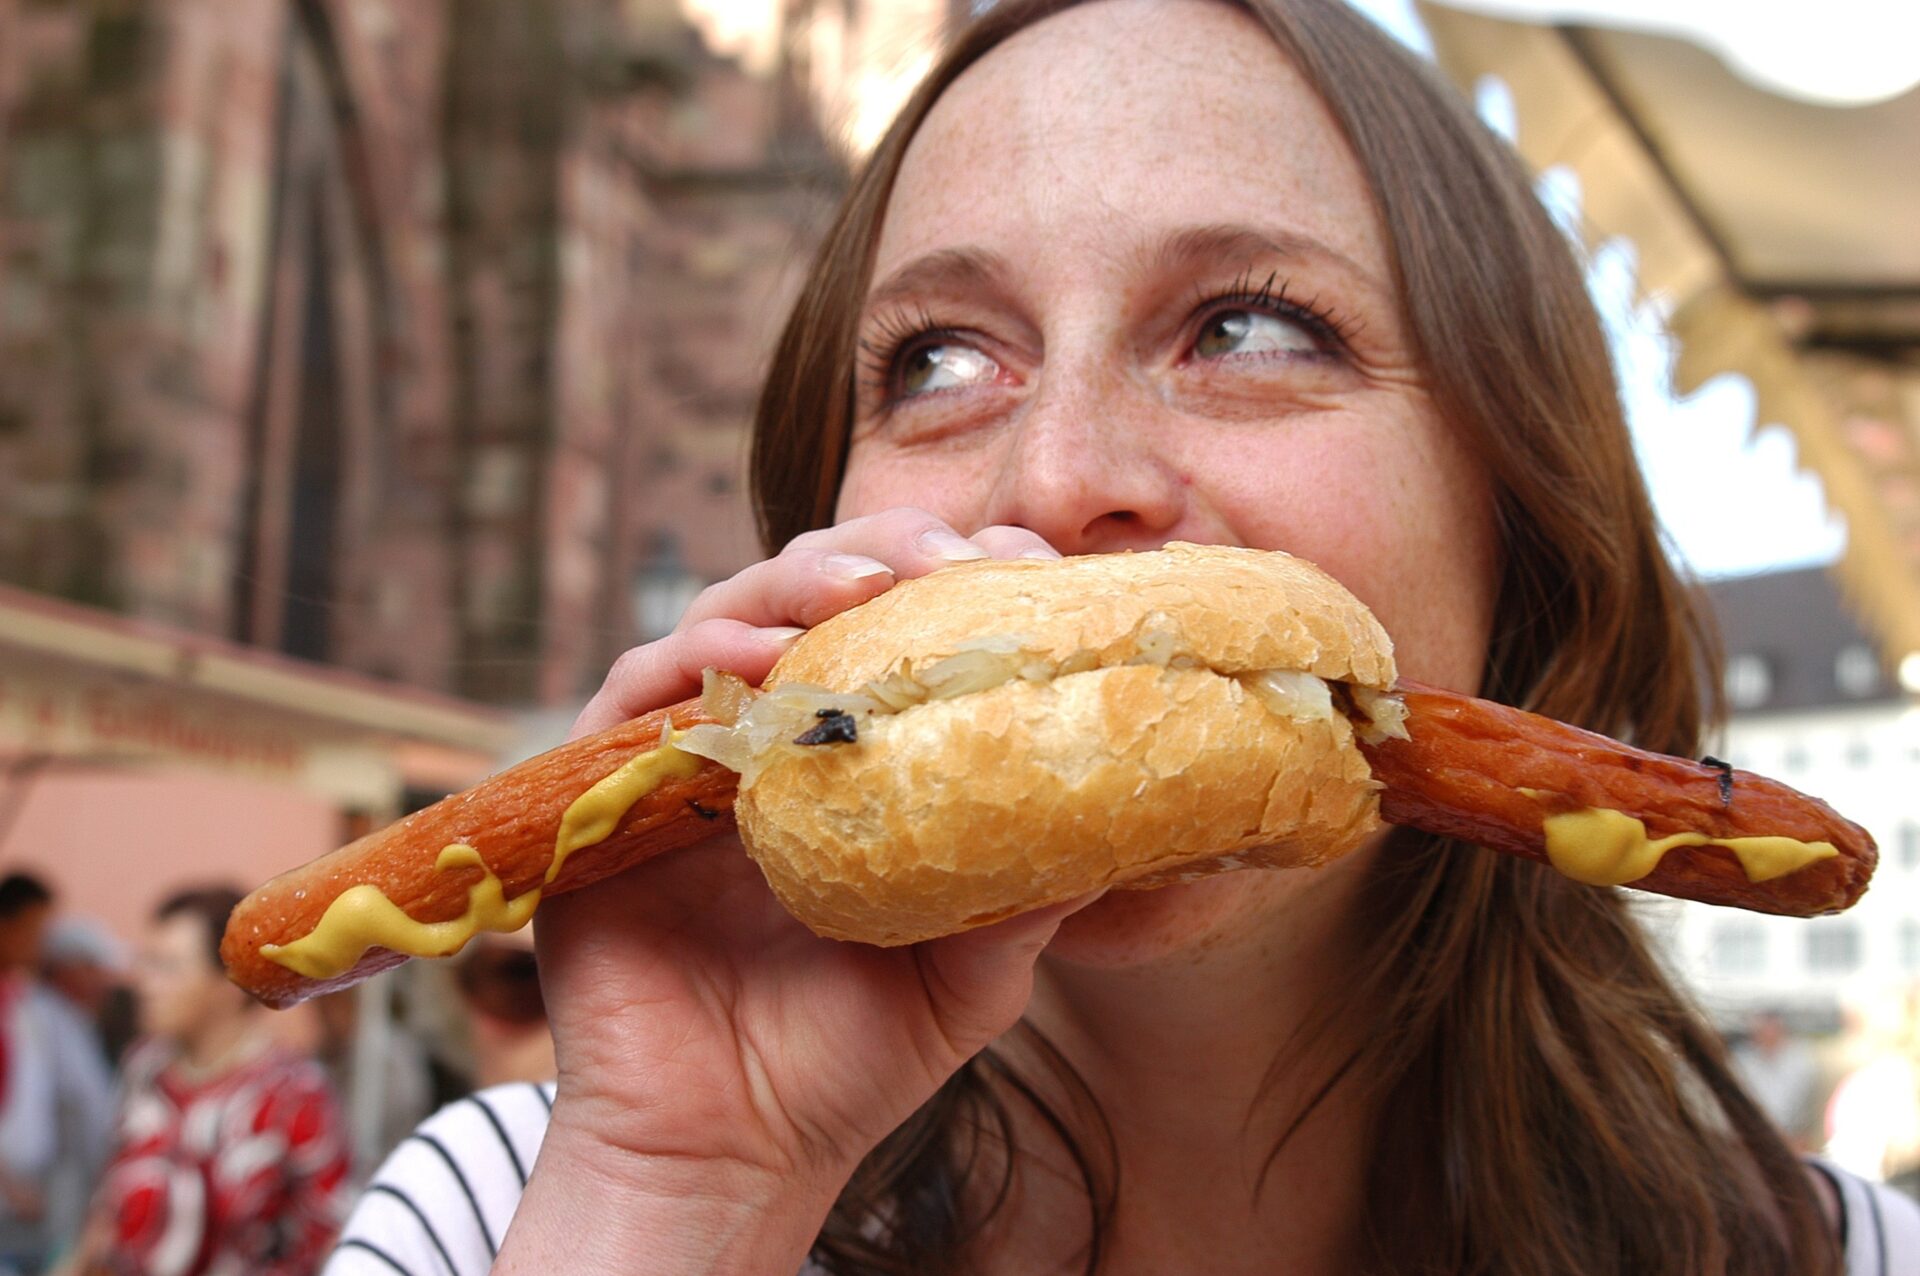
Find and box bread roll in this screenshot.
[725,543,1395,945]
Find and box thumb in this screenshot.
[913,889,1106,1049]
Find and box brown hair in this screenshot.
[751,2,1835,1272]
[156,885,247,972]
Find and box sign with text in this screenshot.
[0,669,310,776]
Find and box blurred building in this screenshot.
[1421,1,1920,724]
[0,0,968,1010]
[0,580,511,939]
[0,0,958,714]
[1664,568,1920,1023]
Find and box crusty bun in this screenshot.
[729,543,1395,945]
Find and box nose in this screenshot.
[981,359,1189,555]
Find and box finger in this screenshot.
[676,508,994,633]
[913,889,1108,1049]
[786,506,994,570]
[677,507,1001,633]
[673,547,896,634]
[968,525,1062,560]
[570,619,803,739]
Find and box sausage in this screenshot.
[220,699,736,1009]
[1358,681,1875,917]
[222,682,1877,1007]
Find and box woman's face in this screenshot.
[136,914,242,1042]
[837,0,1499,966]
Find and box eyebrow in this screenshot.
[1152,223,1381,292]
[863,246,1013,317]
[858,223,1384,319]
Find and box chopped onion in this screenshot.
[862,674,925,712]
[678,631,1392,787]
[680,681,885,786]
[861,657,927,712]
[1351,685,1411,743]
[1132,629,1180,668]
[700,668,756,726]
[918,647,1028,700]
[677,722,754,776]
[1056,650,1100,677]
[1240,669,1335,723]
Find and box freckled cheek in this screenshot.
[1192,431,1495,687]
[837,444,1006,526]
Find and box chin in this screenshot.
[1041,843,1380,970]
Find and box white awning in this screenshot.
[1420,3,1920,666]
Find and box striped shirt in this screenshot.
[324,1083,1920,1275]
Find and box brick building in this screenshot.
[0,0,952,709]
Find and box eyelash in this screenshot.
[856,305,963,405]
[857,270,1357,409]
[1189,269,1357,356]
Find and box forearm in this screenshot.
[51,1205,112,1276]
[494,1124,844,1275]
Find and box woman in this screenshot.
[60,889,350,1276]
[326,1,1918,1272]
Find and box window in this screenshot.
[1835,645,1882,698]
[1806,925,1862,974]
[1902,920,1920,972]
[1783,743,1810,774]
[1901,823,1920,871]
[1725,654,1773,711]
[1845,738,1872,769]
[1710,924,1767,975]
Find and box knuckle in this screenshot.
[681,616,743,646]
[606,643,656,685]
[882,505,946,534]
[841,506,943,541]
[678,579,731,622]
[785,525,835,552]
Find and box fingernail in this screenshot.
[1019,546,1063,560]
[757,626,806,646]
[820,553,894,581]
[918,528,989,561]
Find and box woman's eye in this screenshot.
[1194,308,1319,360]
[898,342,998,399]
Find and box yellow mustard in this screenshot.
[548,741,703,883]
[263,739,702,979]
[1538,806,1837,888]
[260,845,542,980]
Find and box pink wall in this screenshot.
[0,766,340,947]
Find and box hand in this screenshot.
[0,1168,45,1221]
[546,510,1093,1193]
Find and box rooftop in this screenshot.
[1706,568,1904,714]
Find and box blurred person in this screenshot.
[1825,988,1920,1195]
[317,937,553,1275]
[310,987,433,1178]
[453,932,552,1090]
[41,918,138,1066]
[1735,1009,1822,1152]
[0,875,115,1276]
[59,888,348,1276]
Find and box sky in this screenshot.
[1347,0,1852,580]
[1418,0,1920,106]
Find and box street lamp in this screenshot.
[1900,651,1920,697]
[632,531,706,644]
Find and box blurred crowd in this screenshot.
[9,858,1920,1275]
[0,871,552,1276]
[1732,998,1920,1200]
